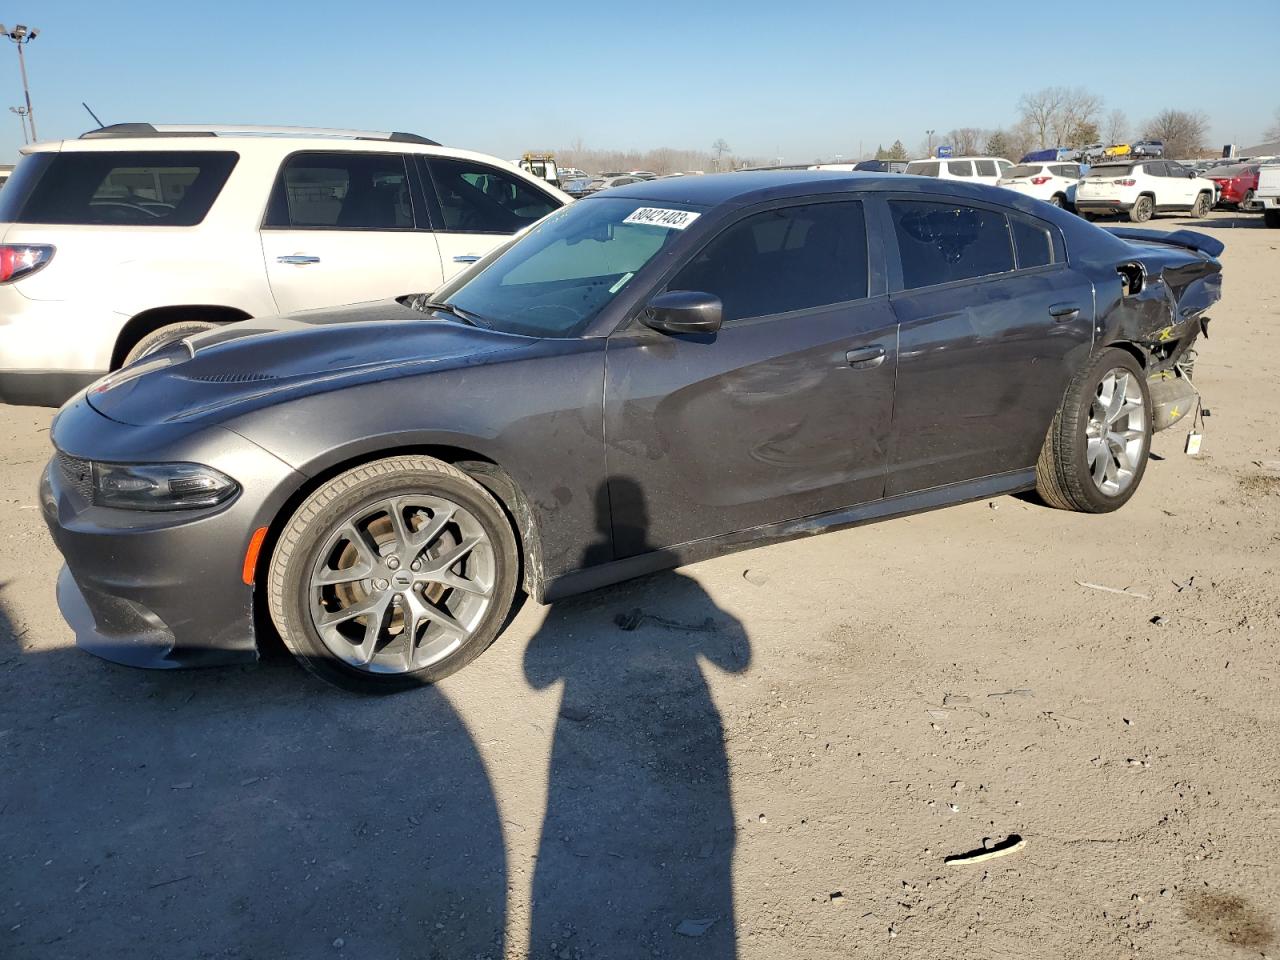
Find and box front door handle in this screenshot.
[845,345,886,369]
[452,255,482,264]
[277,255,321,265]
[1049,302,1081,322]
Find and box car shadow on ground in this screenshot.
[0,479,752,960]
[1170,215,1267,230]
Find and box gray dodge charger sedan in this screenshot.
[40,171,1222,692]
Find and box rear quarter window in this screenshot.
[0,151,239,226]
[906,162,940,177]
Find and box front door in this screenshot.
[882,196,1094,496]
[603,199,899,557]
[259,151,444,314]
[419,156,563,285]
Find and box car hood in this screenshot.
[85,299,531,426]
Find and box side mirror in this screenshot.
[642,290,723,335]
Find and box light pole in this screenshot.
[1,24,39,142]
[926,129,935,157]
[9,105,29,144]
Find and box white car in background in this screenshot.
[0,123,570,407]
[1074,159,1215,223]
[1257,163,1280,228]
[996,161,1085,209]
[904,156,1014,186]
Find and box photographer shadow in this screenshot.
[523,479,751,959]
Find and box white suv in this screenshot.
[0,123,570,407]
[996,161,1085,208]
[904,157,1014,186]
[1074,159,1216,223]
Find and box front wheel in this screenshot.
[267,455,520,693]
[122,320,218,365]
[1035,348,1152,513]
[1191,191,1212,218]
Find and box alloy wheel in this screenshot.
[1085,368,1147,497]
[308,496,496,674]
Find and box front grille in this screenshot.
[56,452,95,501]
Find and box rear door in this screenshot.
[603,198,899,555]
[881,195,1093,495]
[260,151,443,313]
[1164,161,1197,207]
[419,157,562,281]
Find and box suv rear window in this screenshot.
[0,151,238,226]
[905,161,940,177]
[1003,165,1044,178]
[1087,164,1134,178]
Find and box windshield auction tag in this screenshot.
[623,207,701,230]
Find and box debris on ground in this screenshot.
[1150,615,1168,627]
[828,891,846,906]
[988,688,1034,698]
[1076,581,1151,600]
[558,706,591,723]
[742,569,768,586]
[614,608,716,633]
[942,693,971,706]
[675,917,718,937]
[944,835,1026,866]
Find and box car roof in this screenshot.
[593,169,1060,210]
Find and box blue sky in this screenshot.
[3,0,1277,163]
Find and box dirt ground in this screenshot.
[1,211,1277,960]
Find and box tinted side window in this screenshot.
[948,161,975,177]
[671,201,869,323]
[4,151,238,226]
[907,162,940,177]
[265,153,412,229]
[1011,217,1053,269]
[974,160,996,177]
[428,158,559,234]
[890,200,1015,290]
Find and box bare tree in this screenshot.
[947,127,985,156]
[1142,109,1210,158]
[1104,109,1129,145]
[711,138,730,171]
[1018,87,1065,149]
[1265,109,1280,143]
[1052,89,1103,147]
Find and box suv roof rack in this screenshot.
[79,123,440,146]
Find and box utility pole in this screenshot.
[1,24,39,142]
[9,105,28,143]
[926,129,935,156]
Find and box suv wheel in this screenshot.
[1240,190,1256,212]
[1048,194,1065,208]
[1191,192,1212,218]
[267,455,520,693]
[1128,195,1154,223]
[123,321,218,365]
[1035,348,1152,513]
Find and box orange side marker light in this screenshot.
[242,526,269,585]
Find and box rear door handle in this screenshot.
[1049,302,1081,322]
[845,345,886,369]
[277,255,321,265]
[452,255,482,264]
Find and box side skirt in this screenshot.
[541,467,1037,602]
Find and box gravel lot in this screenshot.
[1,211,1277,960]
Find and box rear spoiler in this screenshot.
[1103,227,1225,259]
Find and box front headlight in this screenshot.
[92,462,239,511]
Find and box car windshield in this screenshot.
[1002,165,1046,178]
[431,197,700,338]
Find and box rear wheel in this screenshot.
[1266,209,1280,229]
[1128,195,1154,223]
[1191,191,1212,218]
[1240,189,1256,212]
[267,455,519,693]
[1048,193,1065,208]
[1035,348,1152,513]
[122,320,218,365]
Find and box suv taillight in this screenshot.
[1114,178,1136,187]
[1030,176,1051,185]
[0,244,55,284]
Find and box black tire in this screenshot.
[122,320,218,365]
[1191,191,1212,218]
[1128,195,1154,223]
[1240,190,1256,212]
[1048,193,1065,208]
[1264,209,1280,229]
[1035,348,1152,514]
[267,455,519,694]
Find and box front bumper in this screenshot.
[40,395,303,669]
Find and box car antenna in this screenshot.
[82,102,104,127]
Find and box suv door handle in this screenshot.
[845,345,886,369]
[452,255,482,264]
[277,255,320,265]
[1049,303,1081,322]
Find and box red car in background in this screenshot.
[1208,163,1261,210]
